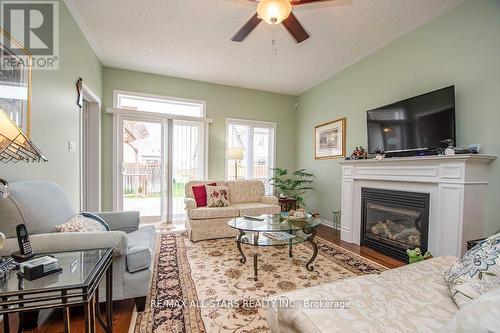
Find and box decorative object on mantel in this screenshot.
[346,146,368,160]
[441,139,455,156]
[0,27,32,137]
[76,77,83,107]
[373,148,385,160]
[406,247,433,264]
[455,144,481,155]
[0,108,47,163]
[269,168,315,208]
[468,144,480,153]
[315,117,346,159]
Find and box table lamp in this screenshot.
[0,107,47,199]
[0,107,47,163]
[228,147,244,180]
[0,107,46,267]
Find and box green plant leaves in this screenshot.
[268,168,315,208]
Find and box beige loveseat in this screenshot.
[184,180,281,241]
[267,256,462,332]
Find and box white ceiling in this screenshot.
[65,0,464,95]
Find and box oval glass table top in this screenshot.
[228,214,321,233]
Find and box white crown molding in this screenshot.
[63,0,103,60]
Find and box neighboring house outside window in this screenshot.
[226,118,276,194]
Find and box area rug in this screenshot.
[134,232,386,333]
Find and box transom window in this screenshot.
[115,91,205,117]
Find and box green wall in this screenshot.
[296,0,500,234]
[0,0,102,209]
[101,67,296,211]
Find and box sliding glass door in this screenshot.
[172,120,206,221]
[117,116,206,223]
[120,117,165,221]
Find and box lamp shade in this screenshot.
[228,147,244,160]
[257,0,292,25]
[0,108,47,163]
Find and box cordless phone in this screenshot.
[12,224,35,262]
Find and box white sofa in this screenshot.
[267,256,462,333]
[184,180,281,241]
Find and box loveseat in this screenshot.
[0,181,154,311]
[267,256,462,332]
[184,180,281,241]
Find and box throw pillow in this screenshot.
[206,185,230,208]
[80,212,110,231]
[55,214,108,233]
[439,286,500,332]
[444,232,500,308]
[192,182,216,207]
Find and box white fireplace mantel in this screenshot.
[339,154,496,257]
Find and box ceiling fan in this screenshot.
[232,0,333,43]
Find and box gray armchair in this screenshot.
[0,181,154,311]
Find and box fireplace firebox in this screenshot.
[361,188,430,263]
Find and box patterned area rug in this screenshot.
[134,232,386,333]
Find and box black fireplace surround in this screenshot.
[361,188,430,263]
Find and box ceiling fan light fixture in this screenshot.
[257,0,292,25]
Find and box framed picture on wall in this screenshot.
[315,117,346,159]
[0,28,32,137]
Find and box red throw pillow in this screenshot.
[192,183,216,207]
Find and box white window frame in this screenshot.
[111,90,210,222]
[225,117,276,182]
[113,90,207,118]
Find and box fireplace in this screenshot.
[361,188,430,263]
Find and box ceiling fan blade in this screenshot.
[246,0,334,6]
[231,13,262,42]
[282,12,310,43]
[291,0,334,5]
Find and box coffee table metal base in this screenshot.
[235,230,318,281]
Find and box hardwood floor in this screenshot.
[3,300,135,333]
[3,225,403,333]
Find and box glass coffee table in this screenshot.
[228,214,321,281]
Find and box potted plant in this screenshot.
[269,168,315,208]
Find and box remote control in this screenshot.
[243,215,265,221]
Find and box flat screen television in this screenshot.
[367,86,455,156]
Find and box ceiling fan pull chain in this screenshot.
[272,23,278,55]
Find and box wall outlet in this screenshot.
[68,140,77,153]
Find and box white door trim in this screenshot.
[80,83,101,212]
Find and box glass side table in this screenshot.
[0,248,113,333]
